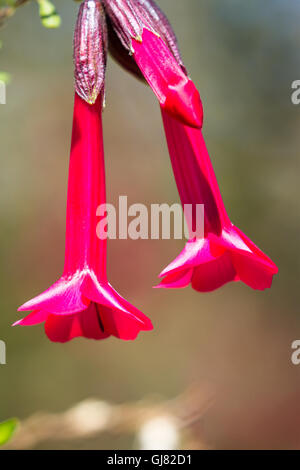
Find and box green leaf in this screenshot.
[37,0,61,29]
[0,418,18,446]
[0,71,11,83]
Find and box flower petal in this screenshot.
[13,310,48,327]
[81,275,153,335]
[45,303,110,343]
[156,269,192,289]
[231,252,274,290]
[18,274,89,315]
[97,305,151,340]
[191,252,238,293]
[159,238,217,278]
[159,226,277,292]
[230,226,278,271]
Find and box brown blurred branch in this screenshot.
[4,384,214,450]
[0,0,31,27]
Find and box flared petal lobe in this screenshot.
[18,273,89,315]
[13,310,48,327]
[158,109,278,292]
[45,303,111,343]
[159,229,277,292]
[82,275,153,340]
[16,272,153,343]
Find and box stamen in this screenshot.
[95,303,105,332]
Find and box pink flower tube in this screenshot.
[157,109,278,291]
[15,94,153,342]
[129,27,278,291]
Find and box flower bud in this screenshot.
[102,0,186,78]
[73,0,108,105]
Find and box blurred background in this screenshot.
[0,0,300,450]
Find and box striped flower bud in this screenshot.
[73,0,108,105]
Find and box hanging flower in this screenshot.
[15,0,278,344]
[14,1,153,341]
[157,110,278,291]
[102,0,278,291]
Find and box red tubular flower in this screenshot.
[157,109,278,291]
[104,0,278,291]
[14,0,153,342]
[15,93,152,342]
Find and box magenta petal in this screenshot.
[44,303,110,343]
[159,228,277,292]
[132,29,203,128]
[158,239,235,292]
[156,269,192,289]
[98,306,151,341]
[82,275,153,335]
[227,227,278,290]
[231,252,274,290]
[158,243,199,278]
[18,275,89,315]
[13,310,48,327]
[45,314,81,343]
[81,274,126,310]
[231,226,278,271]
[215,226,278,285]
[191,252,237,293]
[159,239,217,278]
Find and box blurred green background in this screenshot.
[0,0,300,449]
